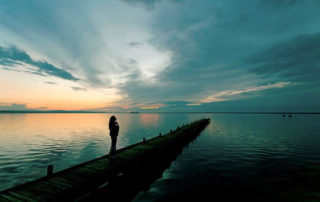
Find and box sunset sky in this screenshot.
[1,0,320,112]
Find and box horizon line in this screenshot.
[0,110,320,114]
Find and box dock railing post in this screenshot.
[47,165,53,177]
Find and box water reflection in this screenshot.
[1,113,320,201]
[139,114,159,127]
[0,113,110,191]
[135,114,320,201]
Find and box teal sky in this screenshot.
[0,0,320,112]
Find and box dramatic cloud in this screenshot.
[0,46,79,81]
[247,33,320,82]
[118,0,320,111]
[0,0,320,111]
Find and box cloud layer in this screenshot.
[248,33,320,82]
[0,0,320,111]
[0,46,79,81]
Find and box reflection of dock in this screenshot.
[0,119,210,201]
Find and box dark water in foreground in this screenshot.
[0,113,320,201]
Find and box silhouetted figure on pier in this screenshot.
[109,116,119,158]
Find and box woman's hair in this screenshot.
[109,116,116,129]
[110,116,116,122]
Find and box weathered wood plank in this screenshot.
[81,162,110,172]
[9,190,43,201]
[115,148,146,159]
[0,195,11,202]
[147,135,177,146]
[131,144,157,151]
[0,196,11,202]
[1,192,33,202]
[46,177,79,189]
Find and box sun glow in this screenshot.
[0,68,123,110]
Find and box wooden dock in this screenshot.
[0,118,210,202]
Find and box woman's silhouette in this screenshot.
[109,116,119,157]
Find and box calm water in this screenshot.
[0,113,320,201]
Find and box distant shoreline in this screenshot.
[0,111,320,114]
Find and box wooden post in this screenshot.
[47,165,53,177]
[159,132,162,137]
[170,129,172,133]
[143,137,146,144]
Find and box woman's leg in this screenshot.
[109,135,117,155]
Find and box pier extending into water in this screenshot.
[0,118,210,202]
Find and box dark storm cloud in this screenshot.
[119,0,255,103]
[247,33,320,82]
[119,0,320,110]
[117,0,320,112]
[0,46,79,81]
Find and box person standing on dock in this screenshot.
[109,116,119,157]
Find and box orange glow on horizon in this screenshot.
[0,68,123,111]
[139,104,164,110]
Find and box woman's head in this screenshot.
[110,116,116,123]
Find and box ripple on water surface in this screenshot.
[1,113,320,201]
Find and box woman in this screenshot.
[109,116,119,157]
